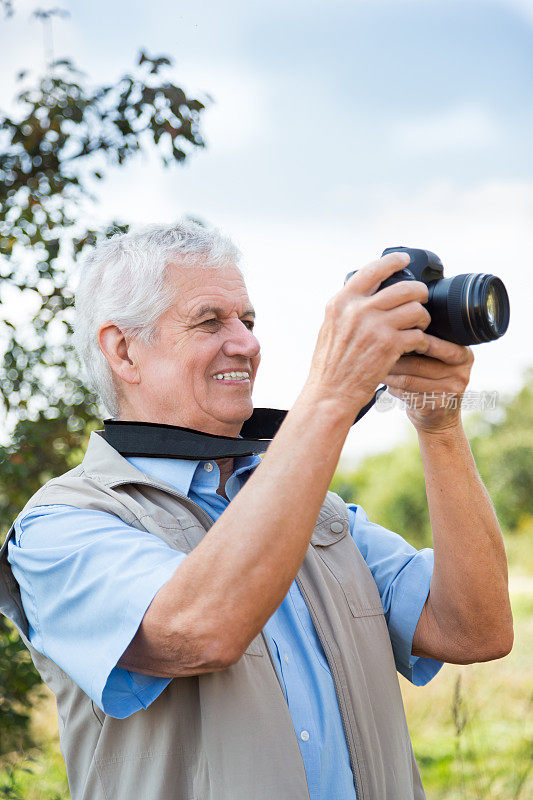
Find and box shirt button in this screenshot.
[204,462,214,472]
[330,521,344,533]
[284,653,290,664]
[300,730,310,742]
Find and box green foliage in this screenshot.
[0,751,68,799]
[0,411,97,531]
[403,584,533,799]
[0,619,43,758]
[333,369,533,547]
[333,437,431,547]
[470,370,533,531]
[0,22,208,761]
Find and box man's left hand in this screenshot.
[384,335,474,433]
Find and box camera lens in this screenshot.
[486,286,497,325]
[468,274,510,342]
[426,273,510,345]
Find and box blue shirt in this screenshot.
[8,453,442,800]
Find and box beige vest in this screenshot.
[0,431,426,800]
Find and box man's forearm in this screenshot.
[121,388,358,676]
[412,424,513,663]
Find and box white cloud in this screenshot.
[390,104,501,155]
[498,0,533,25]
[182,65,270,155]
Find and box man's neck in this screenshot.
[215,457,235,500]
[113,411,241,494]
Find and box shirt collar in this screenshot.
[125,453,261,498]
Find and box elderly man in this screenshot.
[0,221,512,800]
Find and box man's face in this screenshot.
[126,262,261,436]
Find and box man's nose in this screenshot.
[222,320,261,359]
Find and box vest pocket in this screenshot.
[313,532,384,618]
[95,751,198,800]
[337,577,384,618]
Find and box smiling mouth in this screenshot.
[212,371,250,383]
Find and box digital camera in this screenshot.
[347,246,510,346]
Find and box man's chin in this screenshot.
[185,398,252,437]
[217,402,254,435]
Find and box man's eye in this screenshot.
[197,318,254,330]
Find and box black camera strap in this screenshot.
[103,387,385,460]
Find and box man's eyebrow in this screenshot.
[190,305,256,321]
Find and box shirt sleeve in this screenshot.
[347,503,443,686]
[7,504,187,719]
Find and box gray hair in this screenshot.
[73,220,242,417]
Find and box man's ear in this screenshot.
[98,323,141,386]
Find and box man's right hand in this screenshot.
[306,252,431,416]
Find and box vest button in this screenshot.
[330,521,344,533]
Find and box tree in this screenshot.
[0,47,208,519]
[469,369,533,531]
[0,1,14,19]
[0,8,209,756]
[331,436,431,547]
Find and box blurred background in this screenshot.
[0,1,531,798]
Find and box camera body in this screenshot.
[347,246,510,346]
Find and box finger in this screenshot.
[386,375,465,396]
[396,329,431,356]
[345,252,411,296]
[387,353,459,379]
[371,280,429,310]
[422,334,473,366]
[388,301,431,332]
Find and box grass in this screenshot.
[1,535,532,799]
[0,696,68,800]
[401,580,533,799]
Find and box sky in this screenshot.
[1,0,532,465]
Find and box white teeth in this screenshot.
[213,372,250,381]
